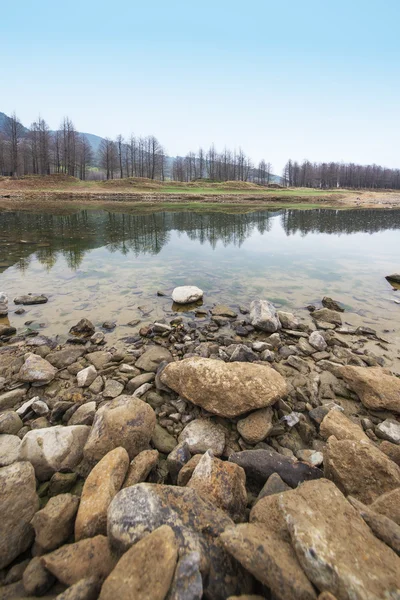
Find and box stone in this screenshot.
[69,318,95,338]
[151,423,177,454]
[229,448,323,488]
[14,294,48,305]
[249,300,281,333]
[102,379,124,398]
[279,478,400,600]
[22,556,55,595]
[91,331,105,345]
[339,365,400,413]
[0,324,16,336]
[41,535,116,586]
[46,347,86,369]
[278,311,300,329]
[309,331,327,351]
[83,395,155,462]
[125,372,154,393]
[324,437,400,504]
[133,382,153,398]
[0,434,21,466]
[3,559,30,585]
[48,472,78,497]
[123,449,159,488]
[135,346,173,373]
[187,451,247,522]
[0,291,8,316]
[287,355,310,374]
[77,366,97,388]
[179,419,225,456]
[32,493,79,552]
[99,525,178,600]
[0,411,23,434]
[257,472,291,500]
[75,447,129,540]
[237,407,273,444]
[0,461,39,569]
[370,488,400,525]
[172,286,203,304]
[19,425,90,481]
[177,455,203,486]
[229,344,259,363]
[102,321,116,330]
[89,375,104,394]
[167,442,191,484]
[18,353,57,385]
[32,399,49,415]
[168,551,203,600]
[312,308,342,325]
[348,496,400,555]
[211,304,237,318]
[322,297,345,312]
[386,273,400,285]
[68,401,96,426]
[54,576,101,600]
[161,357,287,418]
[380,440,400,466]
[296,449,323,467]
[86,351,113,370]
[375,419,400,444]
[0,387,26,411]
[319,409,369,442]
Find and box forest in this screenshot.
[1,111,400,189]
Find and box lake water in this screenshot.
[0,206,399,356]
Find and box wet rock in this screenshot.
[229,448,323,487]
[0,324,16,336]
[187,451,247,522]
[161,357,287,418]
[68,401,96,426]
[348,496,400,555]
[77,366,97,388]
[257,473,291,500]
[339,365,400,413]
[278,311,300,330]
[279,478,400,600]
[83,395,156,462]
[75,447,129,540]
[319,409,369,442]
[324,437,400,503]
[167,442,191,484]
[237,407,273,444]
[135,346,173,373]
[99,525,178,600]
[211,304,237,318]
[0,461,39,569]
[0,434,21,466]
[54,576,101,600]
[308,331,327,351]
[102,379,124,398]
[14,294,48,305]
[0,387,26,411]
[123,449,159,488]
[69,318,95,338]
[179,419,225,456]
[41,535,116,586]
[249,300,281,333]
[322,296,345,312]
[32,493,80,552]
[370,488,400,525]
[18,353,57,385]
[151,423,177,454]
[102,321,116,330]
[22,556,55,595]
[312,308,342,325]
[375,419,400,444]
[46,347,86,369]
[168,551,203,600]
[172,286,203,304]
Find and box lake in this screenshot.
[0,206,399,357]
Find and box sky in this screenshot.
[1,0,400,173]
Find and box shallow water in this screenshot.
[0,206,399,358]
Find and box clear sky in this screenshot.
[1,0,399,173]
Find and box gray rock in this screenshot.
[0,387,27,411]
[249,300,281,333]
[0,324,16,336]
[103,379,124,398]
[68,401,96,426]
[312,308,342,325]
[46,347,86,369]
[135,346,173,373]
[308,331,327,352]
[0,434,21,466]
[14,294,48,305]
[179,419,225,456]
[151,423,177,454]
[125,372,155,393]
[167,442,191,484]
[375,419,400,444]
[32,399,49,416]
[168,551,203,600]
[69,318,95,338]
[257,473,291,500]
[278,311,300,330]
[18,353,57,385]
[77,365,97,388]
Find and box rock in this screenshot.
[48,472,78,497]
[229,448,323,488]
[279,478,400,600]
[77,366,97,388]
[3,558,30,585]
[86,350,112,370]
[0,411,23,434]
[0,461,39,569]
[0,387,26,411]
[22,556,55,595]
[102,379,124,398]
[0,434,21,466]
[89,376,104,394]
[54,576,101,600]
[18,353,57,385]
[220,522,317,600]
[380,440,400,466]
[187,451,247,522]
[83,395,156,462]
[133,382,153,398]
[151,423,177,454]
[237,407,273,444]
[211,304,237,318]
[161,357,287,418]
[179,419,225,456]
[69,318,95,338]
[324,437,400,503]
[102,321,116,330]
[0,324,16,336]
[91,331,105,345]
[135,346,173,373]
[339,365,400,413]
[0,291,8,316]
[19,425,90,481]
[172,286,203,304]
[99,525,178,600]
[32,399,49,415]
[312,308,342,325]
[249,300,281,333]
[287,355,310,374]
[296,449,323,467]
[41,535,116,586]
[167,442,191,484]
[32,493,79,552]
[229,344,259,363]
[168,551,203,600]
[125,372,154,393]
[75,447,129,540]
[319,409,369,442]
[177,455,203,486]
[257,473,291,500]
[46,347,86,369]
[68,401,96,426]
[308,331,327,351]
[348,496,400,555]
[386,273,400,285]
[375,419,400,444]
[370,488,400,525]
[322,297,345,312]
[123,449,159,488]
[278,311,300,329]
[14,294,48,305]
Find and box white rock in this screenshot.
[0,434,21,466]
[308,331,327,352]
[250,300,281,333]
[16,397,38,416]
[18,353,57,385]
[252,341,271,352]
[278,311,300,330]
[375,419,400,444]
[32,399,49,416]
[133,382,153,398]
[172,286,203,305]
[178,419,226,456]
[0,292,8,316]
[77,365,97,388]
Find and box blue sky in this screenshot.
[1,0,399,173]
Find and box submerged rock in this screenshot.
[172,286,204,304]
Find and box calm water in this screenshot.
[0,207,399,353]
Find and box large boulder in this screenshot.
[249,300,281,333]
[19,425,90,481]
[172,286,203,304]
[0,461,39,569]
[83,395,156,463]
[18,353,57,385]
[161,357,287,418]
[32,493,80,552]
[339,365,400,413]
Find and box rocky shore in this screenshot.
[0,288,400,600]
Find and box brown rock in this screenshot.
[41,535,116,586]
[160,357,287,418]
[339,365,400,413]
[54,576,101,600]
[186,451,247,522]
[75,447,129,540]
[324,437,400,503]
[237,407,274,444]
[313,308,342,325]
[348,496,400,555]
[319,410,368,442]
[370,488,400,525]
[318,594,338,600]
[177,454,202,486]
[380,440,400,466]
[32,493,80,552]
[135,346,173,373]
[122,449,159,488]
[22,556,55,596]
[99,525,178,600]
